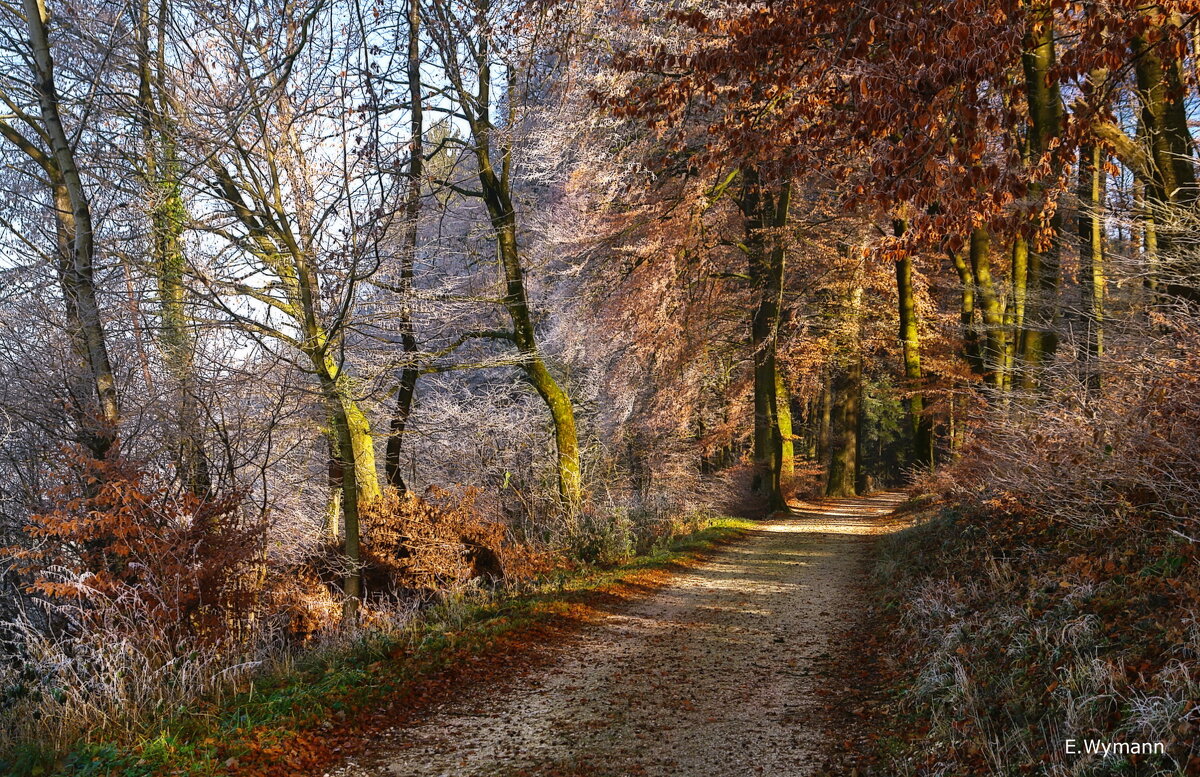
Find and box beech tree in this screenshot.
[0,0,120,460]
[165,0,405,616]
[424,0,583,511]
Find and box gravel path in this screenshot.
[329,492,908,777]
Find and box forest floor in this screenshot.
[327,492,910,777]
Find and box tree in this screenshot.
[384,0,426,493]
[735,167,791,510]
[891,218,933,470]
[134,0,210,495]
[425,0,582,512]
[0,0,120,459]
[168,0,400,617]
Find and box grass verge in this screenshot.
[860,501,1200,776]
[4,516,756,777]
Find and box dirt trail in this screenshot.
[330,492,908,777]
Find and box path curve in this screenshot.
[329,492,908,777]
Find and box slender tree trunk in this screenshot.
[458,21,582,513]
[950,247,983,376]
[488,212,583,510]
[385,0,424,492]
[817,374,832,468]
[325,435,342,539]
[1006,236,1028,392]
[855,368,867,495]
[893,219,932,470]
[24,0,120,457]
[1132,9,1198,302]
[521,353,582,509]
[1077,142,1105,395]
[1019,0,1065,387]
[1137,178,1160,302]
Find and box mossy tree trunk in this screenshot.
[325,392,365,620]
[137,0,209,495]
[485,157,582,514]
[968,227,1009,391]
[950,246,983,377]
[313,350,380,620]
[776,370,794,480]
[1019,0,1065,388]
[1003,237,1028,393]
[427,0,584,512]
[208,159,381,619]
[893,219,932,471]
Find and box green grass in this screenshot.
[2,515,755,777]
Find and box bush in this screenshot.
[0,448,271,748]
[4,449,263,643]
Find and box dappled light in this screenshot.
[0,0,1196,773]
[328,494,898,777]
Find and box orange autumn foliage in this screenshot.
[4,448,264,643]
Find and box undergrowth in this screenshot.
[873,504,1200,776]
[0,514,754,777]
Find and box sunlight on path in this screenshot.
[328,492,909,777]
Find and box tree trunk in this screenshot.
[1132,9,1198,302]
[327,397,363,621]
[1137,178,1160,302]
[1077,142,1105,395]
[968,227,1008,390]
[487,214,583,511]
[817,374,832,467]
[24,0,120,457]
[826,283,862,498]
[522,354,583,510]
[385,0,424,492]
[138,0,209,494]
[321,357,381,504]
[776,370,794,480]
[459,23,582,513]
[743,169,789,511]
[384,0,427,491]
[950,247,983,376]
[825,352,861,498]
[893,219,932,470]
[1019,0,1065,387]
[1002,237,1027,393]
[316,358,379,618]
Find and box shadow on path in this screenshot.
[329,492,910,777]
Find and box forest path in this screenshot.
[329,491,909,777]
